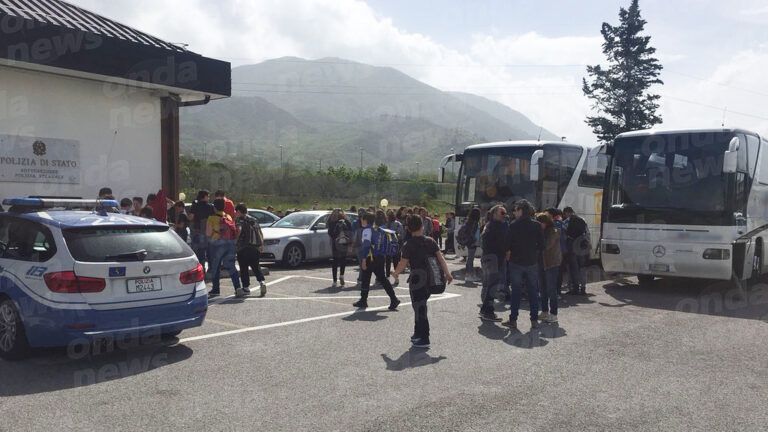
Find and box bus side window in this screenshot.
[746,134,760,179]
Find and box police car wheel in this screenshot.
[283,243,304,268]
[0,298,31,361]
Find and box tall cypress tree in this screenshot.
[582,0,663,143]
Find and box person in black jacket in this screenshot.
[504,199,544,329]
[563,206,589,295]
[479,204,509,321]
[328,208,352,287]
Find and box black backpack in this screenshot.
[335,220,351,248]
[238,216,262,249]
[457,222,474,247]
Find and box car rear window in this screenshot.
[63,226,193,262]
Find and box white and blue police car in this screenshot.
[0,198,208,360]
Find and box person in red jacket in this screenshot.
[214,190,236,220]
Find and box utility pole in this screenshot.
[360,147,363,171]
[416,162,420,179]
[450,147,455,177]
[280,145,283,176]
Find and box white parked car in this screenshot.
[260,211,358,268]
[247,209,280,227]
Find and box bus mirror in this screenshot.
[586,147,601,176]
[438,154,454,183]
[723,137,740,174]
[530,149,544,181]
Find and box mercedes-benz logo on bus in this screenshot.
[653,245,666,257]
[143,266,151,274]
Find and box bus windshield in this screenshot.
[457,147,537,212]
[606,132,739,225]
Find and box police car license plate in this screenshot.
[649,264,670,272]
[127,277,162,293]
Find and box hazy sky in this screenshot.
[70,0,768,144]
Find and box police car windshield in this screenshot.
[63,226,193,262]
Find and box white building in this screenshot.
[0,0,230,203]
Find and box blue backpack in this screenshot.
[371,227,399,257]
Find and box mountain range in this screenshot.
[180,57,559,176]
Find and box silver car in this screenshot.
[247,208,280,227]
[260,210,358,268]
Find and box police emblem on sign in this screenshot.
[32,140,46,156]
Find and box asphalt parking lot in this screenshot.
[2,257,768,431]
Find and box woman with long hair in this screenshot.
[327,208,352,287]
[464,207,481,282]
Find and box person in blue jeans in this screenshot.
[206,198,243,298]
[479,204,509,322]
[535,212,563,323]
[503,199,544,329]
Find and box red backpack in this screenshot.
[432,218,440,234]
[218,214,237,240]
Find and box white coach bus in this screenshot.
[439,140,607,258]
[600,128,768,288]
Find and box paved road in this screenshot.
[2,258,768,431]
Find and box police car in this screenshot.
[0,198,208,360]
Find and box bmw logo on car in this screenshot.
[143,266,151,274]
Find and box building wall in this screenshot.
[0,66,162,202]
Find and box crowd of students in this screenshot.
[99,185,589,347]
[465,201,591,329]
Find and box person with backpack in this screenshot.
[479,204,508,322]
[206,198,244,298]
[444,212,455,254]
[563,206,590,295]
[235,203,267,297]
[420,208,434,238]
[352,212,400,310]
[327,208,352,287]
[536,212,562,323]
[385,209,405,284]
[392,214,453,348]
[458,207,481,282]
[189,190,215,273]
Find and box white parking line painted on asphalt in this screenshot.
[178,292,462,344]
[207,276,295,305]
[297,275,412,290]
[243,294,453,300]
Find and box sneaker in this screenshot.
[480,313,502,322]
[235,288,245,298]
[207,290,220,299]
[543,314,558,323]
[579,288,587,295]
[332,281,337,288]
[530,319,540,329]
[389,298,401,310]
[339,276,345,286]
[538,311,550,320]
[410,334,419,342]
[412,338,431,348]
[242,286,251,296]
[501,320,517,329]
[260,281,267,297]
[352,299,368,308]
[393,277,400,286]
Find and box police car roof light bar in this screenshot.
[2,198,120,210]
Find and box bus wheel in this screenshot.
[637,275,654,288]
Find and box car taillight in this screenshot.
[44,271,106,293]
[180,263,205,284]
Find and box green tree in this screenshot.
[582,0,663,143]
[374,163,392,182]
